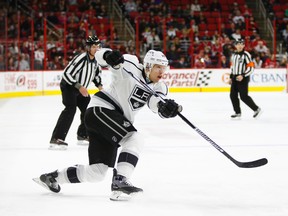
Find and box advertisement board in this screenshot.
[0,68,286,98]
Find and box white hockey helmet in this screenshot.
[143,50,169,73]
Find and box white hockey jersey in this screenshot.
[88,49,168,123]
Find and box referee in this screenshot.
[229,38,262,119]
[49,35,103,150]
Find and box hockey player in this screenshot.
[33,49,181,200]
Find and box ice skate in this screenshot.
[110,169,143,201]
[253,107,262,119]
[49,138,68,150]
[33,170,61,193]
[77,135,89,145]
[230,113,241,120]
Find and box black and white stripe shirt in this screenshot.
[230,50,254,77]
[62,52,102,88]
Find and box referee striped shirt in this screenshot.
[230,50,254,77]
[62,52,102,88]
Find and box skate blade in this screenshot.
[48,144,67,150]
[109,191,142,201]
[33,177,50,191]
[254,110,263,119]
[231,117,241,120]
[77,140,89,145]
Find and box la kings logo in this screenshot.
[129,85,151,111]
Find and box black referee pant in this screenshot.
[230,76,259,114]
[51,79,90,141]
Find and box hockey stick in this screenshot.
[123,67,268,168]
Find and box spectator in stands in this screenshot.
[183,4,191,18]
[249,30,258,41]
[194,49,206,68]
[185,11,200,26]
[230,2,240,15]
[235,18,245,31]
[98,5,108,18]
[220,55,229,68]
[198,12,207,24]
[166,44,181,68]
[248,16,259,32]
[68,12,80,24]
[167,25,177,40]
[254,41,269,55]
[191,0,202,12]
[85,5,96,18]
[125,0,137,13]
[34,46,45,70]
[253,54,263,69]
[232,10,245,25]
[0,55,5,70]
[146,29,161,50]
[203,54,212,68]
[231,28,242,41]
[20,15,32,38]
[201,30,212,41]
[58,0,67,12]
[67,0,77,6]
[279,55,287,68]
[281,24,288,42]
[66,38,77,56]
[142,26,152,44]
[222,36,233,62]
[172,5,184,19]
[21,40,32,56]
[7,20,17,38]
[174,56,189,68]
[19,53,30,71]
[7,56,17,71]
[263,54,278,68]
[210,0,221,12]
[8,42,19,56]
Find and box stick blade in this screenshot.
[237,158,268,168]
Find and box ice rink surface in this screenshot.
[0,91,287,216]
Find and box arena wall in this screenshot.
[0,68,286,98]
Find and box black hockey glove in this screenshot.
[103,50,124,68]
[158,99,180,118]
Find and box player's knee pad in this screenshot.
[77,163,108,183]
[120,132,144,158]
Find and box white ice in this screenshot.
[0,92,287,216]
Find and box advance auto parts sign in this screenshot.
[162,69,218,87]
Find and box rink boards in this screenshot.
[0,68,286,98]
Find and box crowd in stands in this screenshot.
[0,0,129,71]
[263,0,288,55]
[119,0,287,68]
[0,0,287,71]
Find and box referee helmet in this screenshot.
[86,35,100,46]
[234,38,245,45]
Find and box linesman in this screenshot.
[229,38,262,119]
[49,35,103,150]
